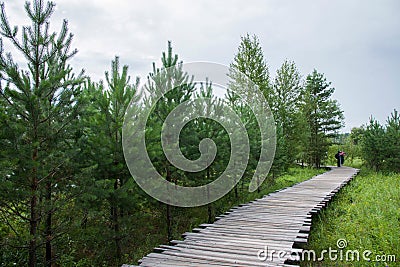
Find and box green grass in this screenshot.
[303,168,400,267]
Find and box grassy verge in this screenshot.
[303,168,400,267]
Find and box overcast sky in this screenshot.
[3,0,400,132]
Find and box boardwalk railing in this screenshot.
[124,166,359,267]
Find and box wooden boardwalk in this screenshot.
[125,166,359,267]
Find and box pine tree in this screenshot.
[189,81,229,222]
[271,60,303,171]
[79,56,139,265]
[384,109,400,172]
[227,33,273,194]
[0,1,85,265]
[362,117,385,171]
[228,33,270,102]
[301,69,344,168]
[144,41,196,241]
[362,109,400,172]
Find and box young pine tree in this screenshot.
[0,1,85,266]
[189,81,228,222]
[228,33,270,102]
[361,118,385,171]
[271,60,304,170]
[362,110,400,172]
[384,109,400,172]
[301,69,343,168]
[144,41,196,241]
[80,56,139,265]
[227,33,272,194]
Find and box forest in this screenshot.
[0,1,399,267]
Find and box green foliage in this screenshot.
[228,33,270,100]
[305,169,400,267]
[227,33,276,183]
[183,81,230,187]
[143,41,203,241]
[384,110,400,172]
[301,69,344,167]
[144,41,196,184]
[75,56,141,265]
[361,109,400,172]
[271,60,304,171]
[362,118,386,171]
[0,0,85,265]
[326,131,364,168]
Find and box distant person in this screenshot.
[339,151,346,166]
[335,151,341,167]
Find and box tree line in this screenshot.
[344,110,399,173]
[0,1,345,266]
